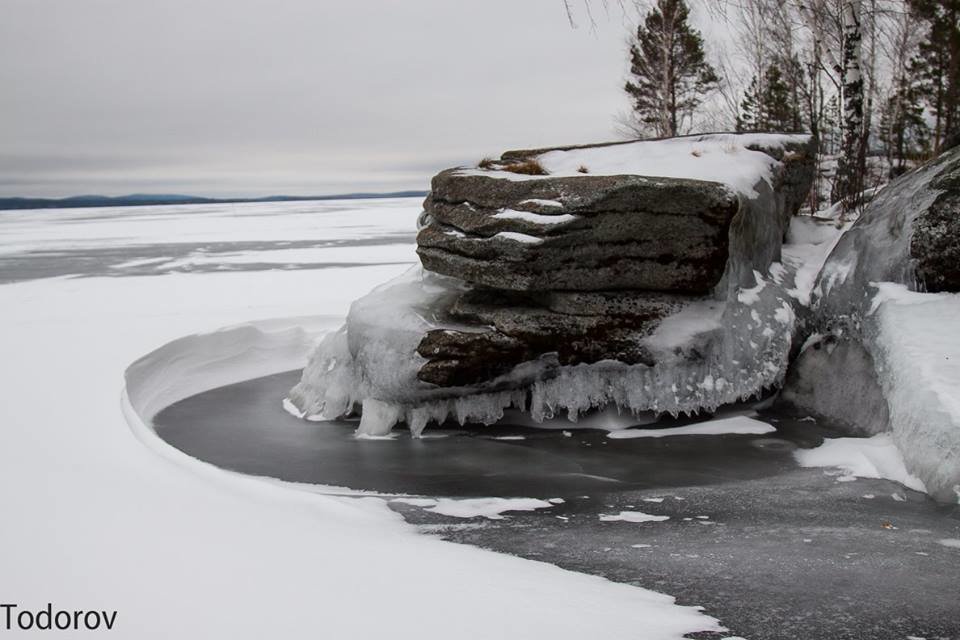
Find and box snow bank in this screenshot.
[867,284,960,501]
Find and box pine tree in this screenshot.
[624,0,719,137]
[736,64,802,133]
[878,84,928,176]
[736,74,762,132]
[908,0,960,152]
[763,65,800,132]
[831,0,866,210]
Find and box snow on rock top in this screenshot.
[461,133,812,198]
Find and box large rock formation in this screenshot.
[288,133,816,436]
[414,133,815,387]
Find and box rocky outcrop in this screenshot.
[414,133,815,387]
[289,132,816,436]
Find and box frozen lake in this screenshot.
[0,198,419,282]
[2,197,958,640]
[154,369,960,640]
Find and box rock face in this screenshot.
[418,175,739,293]
[289,132,816,437]
[911,160,960,292]
[414,133,815,387]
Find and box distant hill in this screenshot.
[0,191,429,211]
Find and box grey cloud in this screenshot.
[1,0,635,198]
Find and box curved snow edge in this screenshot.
[118,317,726,639]
[121,314,384,498]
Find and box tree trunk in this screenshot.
[832,0,865,212]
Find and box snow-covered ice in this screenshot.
[0,198,724,639]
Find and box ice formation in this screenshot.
[289,262,802,435]
[782,147,960,502]
[288,133,818,437]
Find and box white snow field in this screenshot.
[0,199,723,639]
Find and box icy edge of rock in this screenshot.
[286,264,800,438]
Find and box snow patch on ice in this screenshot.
[641,300,724,353]
[393,497,554,520]
[782,216,848,306]
[607,416,775,440]
[600,511,670,523]
[794,434,927,493]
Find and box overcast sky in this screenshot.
[0,0,655,198]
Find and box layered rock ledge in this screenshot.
[288,133,816,435]
[414,133,815,387]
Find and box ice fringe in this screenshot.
[287,260,802,438]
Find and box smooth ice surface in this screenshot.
[0,199,723,640]
[459,133,810,197]
[607,415,775,440]
[794,434,927,493]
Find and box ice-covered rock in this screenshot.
[288,133,816,438]
[781,147,960,502]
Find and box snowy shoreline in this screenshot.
[1,199,726,640]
